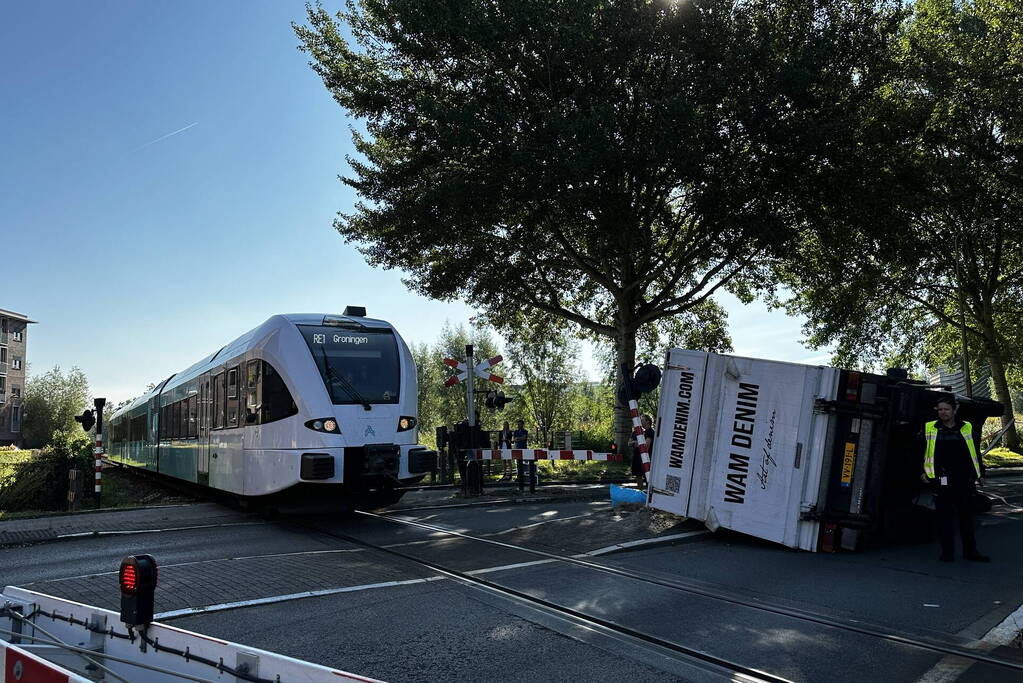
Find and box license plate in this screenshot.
[840,442,856,488]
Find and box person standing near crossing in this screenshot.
[920,396,989,563]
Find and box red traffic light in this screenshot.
[119,554,158,627]
[121,563,138,592]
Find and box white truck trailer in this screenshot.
[646,350,1002,552]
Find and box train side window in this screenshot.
[160,405,169,440]
[227,365,240,427]
[246,360,260,423]
[213,373,224,429]
[187,395,198,438]
[198,382,206,432]
[260,361,298,424]
[178,399,188,438]
[173,400,183,439]
[132,414,146,442]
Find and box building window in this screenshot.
[11,357,20,370]
[11,386,19,398]
[0,347,6,364]
[12,331,22,342]
[11,405,20,432]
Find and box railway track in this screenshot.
[290,513,786,683]
[286,509,1023,682]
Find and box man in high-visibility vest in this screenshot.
[920,396,989,562]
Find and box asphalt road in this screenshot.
[4,483,1023,682]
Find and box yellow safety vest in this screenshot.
[923,420,981,479]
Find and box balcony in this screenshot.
[0,331,7,345]
[0,361,6,375]
[0,392,5,405]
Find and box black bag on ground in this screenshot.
[972,490,993,513]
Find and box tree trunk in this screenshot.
[986,351,1020,453]
[614,328,638,455]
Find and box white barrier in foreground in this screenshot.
[1,586,382,683]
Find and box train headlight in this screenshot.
[305,418,341,434]
[397,416,417,432]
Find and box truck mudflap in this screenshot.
[1,586,383,683]
[648,350,840,551]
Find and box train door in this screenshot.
[198,374,211,486]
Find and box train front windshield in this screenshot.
[299,325,400,405]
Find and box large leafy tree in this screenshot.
[297,0,903,443]
[500,313,580,447]
[22,366,91,449]
[783,0,1023,450]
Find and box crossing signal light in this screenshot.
[485,391,513,411]
[494,392,513,411]
[119,554,158,627]
[74,409,95,432]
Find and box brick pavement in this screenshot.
[22,548,437,614]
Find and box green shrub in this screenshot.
[0,435,92,513]
[984,447,1023,468]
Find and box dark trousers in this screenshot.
[934,483,979,557]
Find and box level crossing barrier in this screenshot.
[464,449,623,493]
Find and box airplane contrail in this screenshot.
[129,122,199,153]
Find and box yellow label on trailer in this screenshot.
[840,442,856,488]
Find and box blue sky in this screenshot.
[2,1,826,404]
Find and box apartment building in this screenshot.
[0,309,34,446]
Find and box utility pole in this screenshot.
[465,344,475,426]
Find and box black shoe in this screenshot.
[939,554,954,562]
[964,552,991,563]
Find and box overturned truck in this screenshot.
[647,350,1003,552]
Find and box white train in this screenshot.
[106,309,436,508]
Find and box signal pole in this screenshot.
[94,397,106,508]
[465,345,475,427]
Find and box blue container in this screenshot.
[610,484,647,506]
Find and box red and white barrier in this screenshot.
[0,640,87,683]
[468,449,622,462]
[629,400,651,473]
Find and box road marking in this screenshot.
[30,548,366,582]
[982,601,1023,646]
[583,530,709,556]
[154,576,448,619]
[145,532,709,618]
[488,512,596,534]
[56,521,266,540]
[916,595,1023,681]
